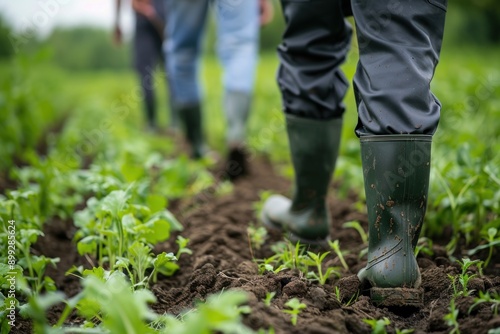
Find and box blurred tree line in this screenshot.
[444,0,500,45]
[0,1,498,71]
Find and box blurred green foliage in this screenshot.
[42,26,130,71]
[450,0,500,43]
[0,16,14,59]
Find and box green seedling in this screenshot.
[162,290,254,334]
[328,240,349,270]
[115,242,178,289]
[150,252,179,282]
[256,254,279,274]
[8,189,43,229]
[333,286,359,306]
[75,189,131,267]
[0,200,60,296]
[334,286,342,303]
[18,291,66,334]
[263,291,276,307]
[305,251,341,285]
[362,317,390,334]
[448,274,461,299]
[435,169,479,255]
[265,241,309,274]
[287,242,309,274]
[75,188,180,269]
[456,258,482,296]
[342,221,368,244]
[468,290,500,316]
[443,299,460,334]
[415,237,434,257]
[175,236,193,260]
[362,316,414,334]
[80,272,159,334]
[215,180,234,197]
[256,241,314,277]
[115,241,153,289]
[283,298,306,326]
[21,255,59,295]
[247,224,268,251]
[396,328,415,334]
[468,227,500,267]
[255,253,290,275]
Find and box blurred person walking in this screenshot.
[114,0,177,131]
[164,0,273,179]
[261,0,446,307]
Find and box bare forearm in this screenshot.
[260,0,274,26]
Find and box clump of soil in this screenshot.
[13,157,500,334]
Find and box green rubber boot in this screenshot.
[261,115,342,246]
[357,135,431,307]
[179,104,205,159]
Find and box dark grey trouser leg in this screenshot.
[134,18,164,127]
[352,0,447,136]
[277,0,352,120]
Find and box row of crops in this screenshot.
[1,46,500,333]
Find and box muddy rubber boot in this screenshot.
[357,135,431,308]
[261,115,342,246]
[224,91,252,180]
[179,104,205,159]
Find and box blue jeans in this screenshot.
[165,0,259,107]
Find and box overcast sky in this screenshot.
[0,0,134,38]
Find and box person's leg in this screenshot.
[152,0,179,131]
[164,0,209,158]
[261,0,352,244]
[352,0,446,136]
[134,18,160,130]
[352,0,446,306]
[214,0,259,178]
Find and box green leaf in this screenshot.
[82,266,107,280]
[19,229,44,245]
[146,194,167,213]
[121,213,138,229]
[130,204,152,218]
[31,256,59,277]
[19,291,65,322]
[150,209,183,232]
[114,257,131,270]
[75,296,102,321]
[101,189,131,218]
[121,163,143,183]
[82,273,157,334]
[77,235,99,256]
[128,242,152,271]
[153,252,178,277]
[143,218,170,244]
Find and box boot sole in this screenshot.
[370,287,423,308]
[261,212,330,249]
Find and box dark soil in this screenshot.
[11,157,500,334]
